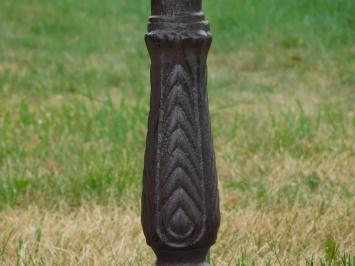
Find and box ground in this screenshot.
[0,0,354,265]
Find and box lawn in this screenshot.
[0,0,354,264]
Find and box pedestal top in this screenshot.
[151,0,202,16]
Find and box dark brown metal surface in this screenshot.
[142,1,220,265]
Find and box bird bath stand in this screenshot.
[142,0,220,265]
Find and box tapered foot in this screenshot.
[156,262,209,266]
[155,249,209,266]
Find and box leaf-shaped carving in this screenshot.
[157,64,205,246]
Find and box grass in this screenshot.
[0,0,354,264]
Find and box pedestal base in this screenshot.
[155,248,209,266]
[156,262,209,266]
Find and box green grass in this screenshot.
[0,0,354,264]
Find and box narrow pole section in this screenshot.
[142,0,220,265]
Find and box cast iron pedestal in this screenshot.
[142,1,220,265]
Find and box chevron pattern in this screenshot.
[157,64,205,246]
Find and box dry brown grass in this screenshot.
[0,205,153,265]
[1,150,354,265]
[215,153,355,265]
[0,199,353,265]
